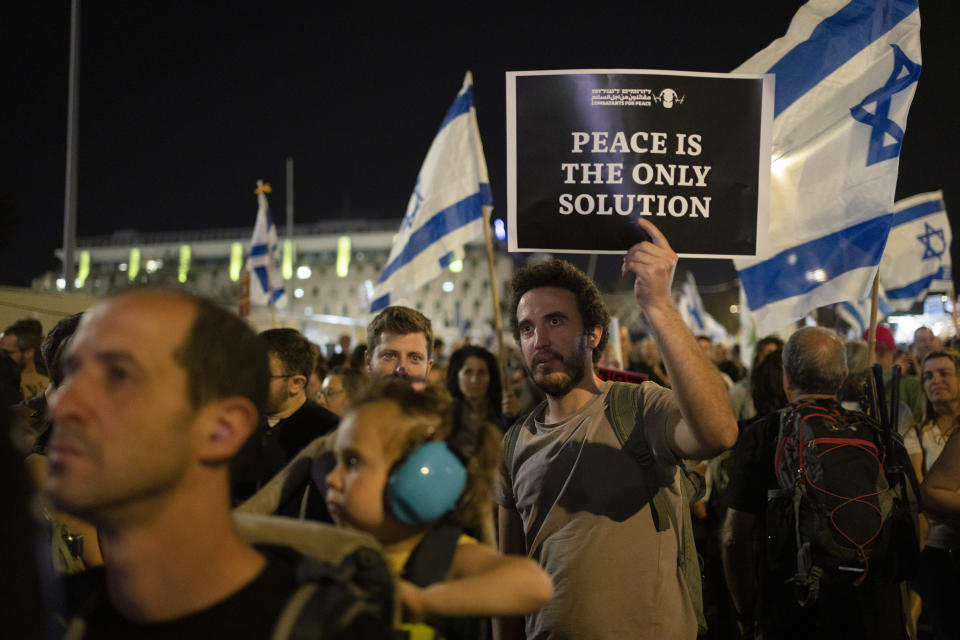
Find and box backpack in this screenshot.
[765,400,921,607]
[504,381,707,634]
[233,513,398,639]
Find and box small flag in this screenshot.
[733,0,921,336]
[677,271,729,343]
[370,71,493,312]
[880,190,952,310]
[246,180,287,308]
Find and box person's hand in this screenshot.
[399,579,428,623]
[621,218,678,315]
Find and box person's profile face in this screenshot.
[46,293,199,521]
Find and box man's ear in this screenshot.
[289,374,307,396]
[197,397,258,464]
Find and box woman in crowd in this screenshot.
[907,350,960,640]
[445,345,503,428]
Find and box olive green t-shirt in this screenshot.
[497,381,697,639]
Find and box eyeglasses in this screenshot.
[269,374,294,379]
[320,387,346,398]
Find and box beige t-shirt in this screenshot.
[497,381,697,640]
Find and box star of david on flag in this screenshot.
[246,180,287,309]
[733,0,921,336]
[879,190,952,311]
[370,71,493,313]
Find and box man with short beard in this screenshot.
[495,219,738,640]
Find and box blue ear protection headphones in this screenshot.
[386,430,470,526]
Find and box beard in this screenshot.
[526,337,590,398]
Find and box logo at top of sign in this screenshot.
[654,89,684,109]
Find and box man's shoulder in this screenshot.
[285,402,340,430]
[63,556,297,638]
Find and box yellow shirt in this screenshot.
[389,534,478,640]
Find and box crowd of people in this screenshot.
[2,219,959,639]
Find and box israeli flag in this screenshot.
[370,71,492,312]
[678,271,729,343]
[880,190,952,310]
[246,180,287,308]
[733,0,921,336]
[835,292,893,335]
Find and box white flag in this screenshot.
[880,190,952,310]
[370,71,492,312]
[678,271,728,343]
[734,0,921,336]
[246,181,287,308]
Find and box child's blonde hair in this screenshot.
[351,377,501,529]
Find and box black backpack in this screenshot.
[765,398,921,606]
[234,513,398,639]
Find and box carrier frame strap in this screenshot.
[401,524,463,588]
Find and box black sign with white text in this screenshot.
[507,70,772,257]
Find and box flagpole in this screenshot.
[62,0,81,292]
[481,207,507,385]
[867,271,880,362]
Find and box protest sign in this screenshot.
[507,69,772,257]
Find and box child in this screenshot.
[325,377,552,631]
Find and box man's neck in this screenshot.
[543,373,604,423]
[789,392,836,404]
[272,394,306,422]
[97,477,265,623]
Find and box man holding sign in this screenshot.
[495,219,737,639]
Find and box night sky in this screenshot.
[3,2,956,295]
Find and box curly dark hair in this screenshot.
[446,345,503,421]
[509,259,610,364]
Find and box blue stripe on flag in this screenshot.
[839,301,865,332]
[892,199,943,227]
[250,244,269,257]
[253,265,270,293]
[768,0,918,117]
[377,183,493,285]
[739,214,893,308]
[370,293,391,313]
[886,273,938,300]
[886,266,949,300]
[438,85,474,132]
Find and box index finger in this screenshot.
[636,217,672,251]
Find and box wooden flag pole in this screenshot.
[867,271,880,363]
[481,208,507,386]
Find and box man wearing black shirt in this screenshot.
[48,290,297,638]
[232,328,339,502]
[721,326,908,640]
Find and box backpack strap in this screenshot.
[503,413,529,475]
[401,524,463,587]
[607,381,707,634]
